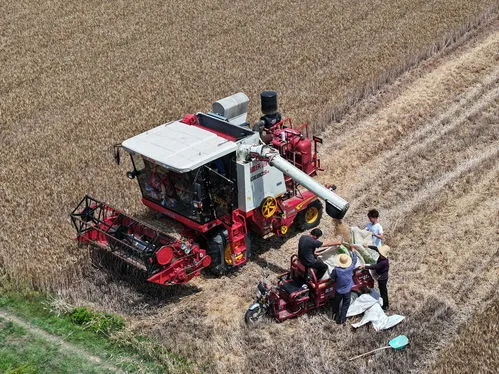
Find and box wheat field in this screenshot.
[1,1,498,373]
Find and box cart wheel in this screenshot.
[297,200,323,230]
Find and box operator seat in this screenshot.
[290,255,307,283]
[278,255,310,299]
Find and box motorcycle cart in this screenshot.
[245,254,374,324]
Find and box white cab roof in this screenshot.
[122,120,237,172]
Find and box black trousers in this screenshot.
[310,259,328,280]
[378,278,389,310]
[331,291,351,324]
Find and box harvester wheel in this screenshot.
[245,232,254,260]
[296,200,323,230]
[206,229,229,275]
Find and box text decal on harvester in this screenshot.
[251,170,269,181]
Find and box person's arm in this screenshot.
[317,240,342,254]
[362,260,382,272]
[319,240,342,248]
[348,248,358,269]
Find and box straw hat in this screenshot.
[335,253,352,268]
[378,245,391,258]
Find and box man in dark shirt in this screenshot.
[298,228,339,280]
[362,245,390,310]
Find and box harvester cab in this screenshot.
[72,91,350,286]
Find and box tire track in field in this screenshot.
[389,143,498,231]
[346,68,499,213]
[0,309,125,374]
[319,28,498,189]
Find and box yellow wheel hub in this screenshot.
[280,225,288,235]
[305,206,319,224]
[224,242,233,265]
[261,196,278,218]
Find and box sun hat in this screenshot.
[378,245,391,258]
[335,253,352,268]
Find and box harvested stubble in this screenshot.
[1,1,498,373]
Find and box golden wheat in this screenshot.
[1,1,498,373]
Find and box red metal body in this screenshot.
[267,255,374,322]
[267,118,320,178]
[71,108,335,286]
[248,189,319,237]
[70,195,211,285]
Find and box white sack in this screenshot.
[351,303,405,331]
[350,226,374,246]
[318,247,365,281]
[347,291,382,317]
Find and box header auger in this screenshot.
[71,91,349,286]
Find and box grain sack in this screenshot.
[350,226,374,246]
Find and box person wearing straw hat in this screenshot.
[330,244,358,325]
[361,245,391,311]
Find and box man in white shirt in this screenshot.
[365,209,384,247]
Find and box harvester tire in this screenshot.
[245,232,254,260]
[296,200,323,230]
[207,229,229,275]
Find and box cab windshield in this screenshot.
[131,156,235,224]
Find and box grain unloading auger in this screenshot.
[71,91,349,286]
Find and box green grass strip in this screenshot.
[0,290,194,373]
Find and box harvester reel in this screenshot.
[261,196,278,218]
[72,205,98,224]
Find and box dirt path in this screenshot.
[0,309,125,374]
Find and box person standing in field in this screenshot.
[330,244,358,325]
[362,245,390,311]
[365,209,384,247]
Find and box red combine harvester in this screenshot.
[245,255,374,324]
[71,91,349,286]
